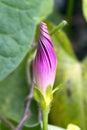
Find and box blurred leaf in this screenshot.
[82,57,87,87]
[0,0,53,81]
[82,0,87,21]
[0,121,14,130]
[38,0,53,21]
[0,121,65,130]
[82,57,87,129]
[0,56,39,127]
[47,9,61,25]
[0,121,41,130]
[46,21,87,130]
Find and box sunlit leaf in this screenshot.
[82,0,87,21]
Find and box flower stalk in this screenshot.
[50,20,67,36]
[42,109,49,130]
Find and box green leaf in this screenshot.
[0,56,39,127]
[37,0,53,21]
[0,121,41,130]
[46,21,87,130]
[82,0,87,21]
[0,122,65,130]
[0,0,53,81]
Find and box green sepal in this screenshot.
[33,87,46,108]
[34,86,53,110]
[34,85,62,110]
[52,84,62,94]
[46,85,52,96]
[45,86,53,107]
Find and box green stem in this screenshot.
[66,0,74,24]
[42,109,49,130]
[50,20,67,36]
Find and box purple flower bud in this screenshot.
[33,22,57,93]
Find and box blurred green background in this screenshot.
[48,0,87,130]
[0,0,87,130]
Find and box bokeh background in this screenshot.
[0,0,87,130]
[49,0,87,61]
[48,0,87,129]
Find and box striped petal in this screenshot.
[33,22,57,93]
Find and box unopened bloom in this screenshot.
[33,22,57,93]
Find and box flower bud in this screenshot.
[33,22,57,93]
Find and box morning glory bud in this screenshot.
[33,22,57,94]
